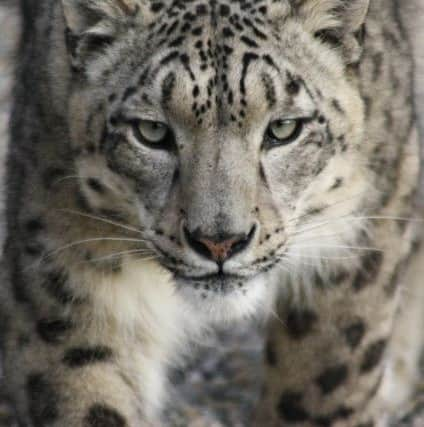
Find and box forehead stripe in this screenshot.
[261,72,277,108]
[161,72,176,106]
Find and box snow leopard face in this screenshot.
[65,0,370,315]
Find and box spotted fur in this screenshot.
[1,0,423,425]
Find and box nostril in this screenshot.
[183,224,257,263]
[183,226,213,260]
[229,224,256,258]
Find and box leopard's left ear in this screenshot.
[295,0,370,64]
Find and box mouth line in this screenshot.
[173,270,248,283]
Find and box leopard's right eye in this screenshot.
[132,120,175,150]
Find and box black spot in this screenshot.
[314,406,354,426]
[161,72,176,105]
[196,4,208,16]
[150,2,164,13]
[219,4,231,16]
[27,374,59,426]
[160,50,179,66]
[84,404,127,427]
[360,339,387,373]
[385,263,402,297]
[24,242,44,256]
[372,52,384,81]
[191,26,202,36]
[314,29,341,47]
[363,95,372,118]
[277,392,309,422]
[240,35,259,48]
[305,206,324,216]
[352,252,384,291]
[11,262,30,303]
[261,73,276,108]
[169,35,185,47]
[316,364,349,394]
[331,99,345,114]
[222,27,235,38]
[122,86,137,101]
[63,346,113,368]
[42,270,74,305]
[355,422,374,427]
[24,218,45,233]
[87,178,105,194]
[286,79,300,96]
[343,321,366,350]
[265,341,277,366]
[286,309,318,340]
[37,318,72,345]
[330,178,343,190]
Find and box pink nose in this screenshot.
[198,237,240,263]
[184,226,256,263]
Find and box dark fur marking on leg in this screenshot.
[331,99,345,115]
[63,346,113,368]
[352,252,383,292]
[316,364,349,395]
[42,167,66,189]
[265,340,278,366]
[285,309,318,340]
[314,406,354,426]
[42,271,74,305]
[277,391,310,422]
[84,404,127,427]
[343,321,366,350]
[360,339,387,374]
[24,218,45,233]
[87,178,105,194]
[37,318,72,345]
[27,374,59,426]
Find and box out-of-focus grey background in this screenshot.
[0,1,423,427]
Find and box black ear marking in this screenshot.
[314,29,341,47]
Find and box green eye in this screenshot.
[136,120,169,144]
[266,119,302,145]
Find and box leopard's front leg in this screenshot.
[3,314,163,427]
[2,281,169,427]
[254,223,417,427]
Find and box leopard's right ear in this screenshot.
[61,0,140,71]
[62,0,140,33]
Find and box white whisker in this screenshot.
[23,237,149,273]
[289,244,382,252]
[79,249,155,266]
[287,191,368,224]
[59,209,144,235]
[282,254,360,261]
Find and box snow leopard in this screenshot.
[1,0,423,426]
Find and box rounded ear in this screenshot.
[293,0,370,64]
[61,0,140,72]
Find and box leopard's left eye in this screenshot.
[136,120,169,144]
[266,119,303,146]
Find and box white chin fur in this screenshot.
[177,273,276,326]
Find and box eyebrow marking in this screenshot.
[261,72,277,108]
[161,72,176,107]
